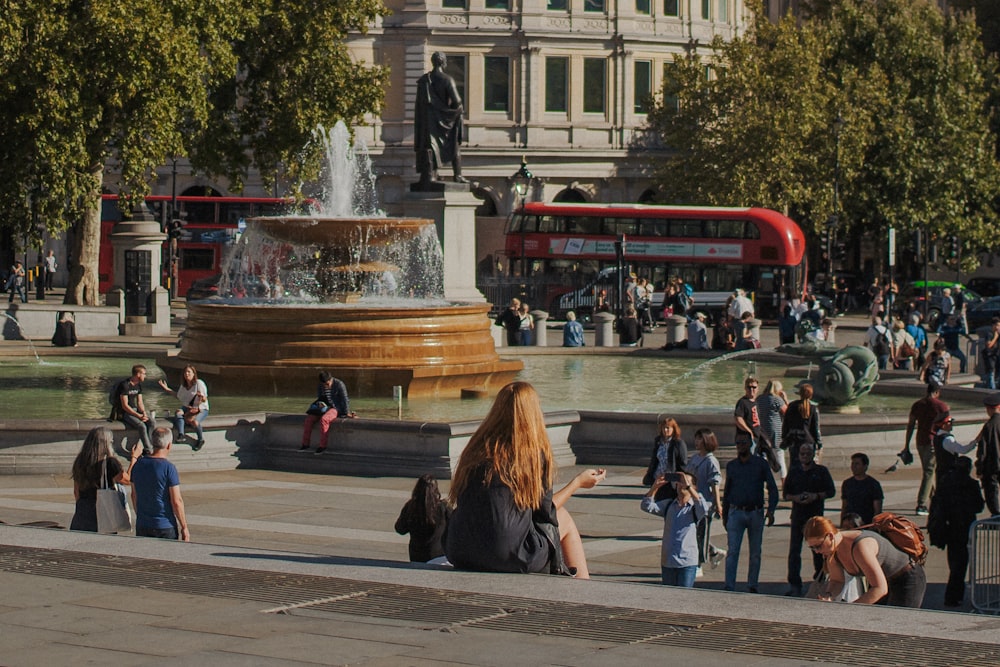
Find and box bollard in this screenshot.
[34,266,45,301]
[531,310,549,347]
[749,318,762,342]
[594,312,616,347]
[665,315,688,346]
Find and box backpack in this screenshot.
[872,327,891,357]
[862,512,928,565]
[107,379,125,421]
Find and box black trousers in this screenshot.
[945,535,970,605]
[982,473,1000,516]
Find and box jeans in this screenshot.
[787,517,824,588]
[696,515,712,565]
[136,525,178,540]
[946,346,967,374]
[877,354,890,371]
[302,409,339,448]
[661,565,698,588]
[886,565,926,608]
[985,354,999,390]
[917,442,936,508]
[121,414,156,454]
[8,283,26,303]
[725,508,765,591]
[171,409,208,440]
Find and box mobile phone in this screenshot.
[663,472,683,483]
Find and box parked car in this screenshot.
[967,295,1000,332]
[894,280,982,330]
[966,277,1000,299]
[186,274,268,301]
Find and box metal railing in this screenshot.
[969,516,1000,614]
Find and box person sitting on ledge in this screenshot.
[445,381,606,578]
[562,310,585,347]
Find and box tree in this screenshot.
[0,0,387,305]
[645,0,1000,273]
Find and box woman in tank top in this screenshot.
[803,516,925,608]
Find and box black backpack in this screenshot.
[107,379,125,421]
[873,328,891,357]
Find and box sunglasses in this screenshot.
[808,534,831,553]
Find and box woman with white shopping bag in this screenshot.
[70,427,137,533]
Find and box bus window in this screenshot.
[669,219,703,238]
[181,201,218,225]
[638,218,665,236]
[221,202,256,226]
[602,218,637,235]
[180,248,215,271]
[538,215,560,233]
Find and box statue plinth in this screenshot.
[410,180,471,193]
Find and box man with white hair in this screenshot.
[729,289,754,320]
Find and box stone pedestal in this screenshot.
[532,310,549,346]
[401,185,485,303]
[594,312,616,347]
[110,207,169,337]
[665,315,688,345]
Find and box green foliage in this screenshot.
[0,0,387,304]
[645,0,1000,268]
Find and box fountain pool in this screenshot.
[0,354,926,422]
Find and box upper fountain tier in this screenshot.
[252,216,431,247]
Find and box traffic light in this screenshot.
[949,235,959,260]
[820,228,830,248]
[835,242,847,262]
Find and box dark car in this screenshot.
[966,277,1000,299]
[186,274,268,301]
[967,296,1000,332]
[895,280,981,330]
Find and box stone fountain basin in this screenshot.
[252,217,431,246]
[160,300,523,398]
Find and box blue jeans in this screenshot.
[120,414,156,453]
[946,346,967,373]
[171,409,208,440]
[661,565,698,588]
[725,508,765,591]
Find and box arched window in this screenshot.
[553,188,587,203]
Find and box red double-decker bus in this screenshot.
[504,202,807,318]
[99,195,309,295]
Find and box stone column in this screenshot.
[594,312,616,347]
[109,204,169,336]
[532,310,548,346]
[401,185,486,303]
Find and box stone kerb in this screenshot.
[2,302,121,339]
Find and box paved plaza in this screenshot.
[1,307,999,664]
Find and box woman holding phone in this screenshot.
[641,470,711,587]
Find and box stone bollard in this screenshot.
[594,312,616,347]
[665,315,688,346]
[750,318,762,342]
[531,310,549,346]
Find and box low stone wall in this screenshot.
[2,302,122,340]
[0,411,581,477]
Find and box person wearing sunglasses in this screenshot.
[803,515,925,607]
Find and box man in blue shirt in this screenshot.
[562,311,585,347]
[939,314,968,373]
[722,436,779,593]
[131,427,190,541]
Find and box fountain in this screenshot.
[157,122,522,398]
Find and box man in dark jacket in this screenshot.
[929,457,984,606]
[976,392,1000,515]
[496,298,522,347]
[783,443,836,596]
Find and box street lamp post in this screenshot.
[828,113,845,296]
[511,156,532,279]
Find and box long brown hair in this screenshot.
[797,383,814,419]
[449,382,554,511]
[182,365,199,389]
[70,427,114,489]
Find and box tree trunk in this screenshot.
[64,166,103,306]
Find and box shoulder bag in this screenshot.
[96,459,132,534]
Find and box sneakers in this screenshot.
[192,440,204,452]
[299,444,310,451]
[915,506,929,516]
[695,566,704,579]
[748,586,759,594]
[710,548,727,569]
[314,446,327,455]
[785,586,802,597]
